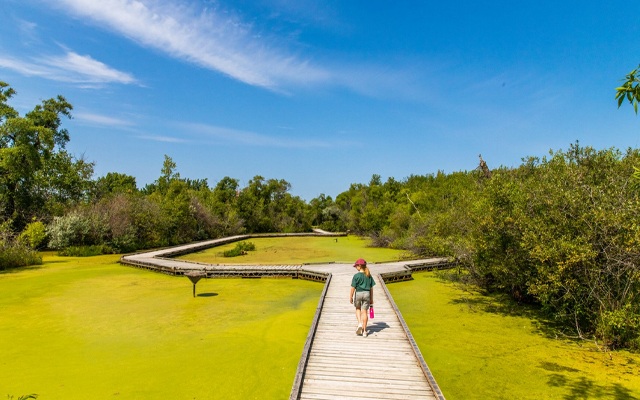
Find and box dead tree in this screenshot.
[478,154,492,179]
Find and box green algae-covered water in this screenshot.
[388,272,640,400]
[178,235,410,264]
[0,253,322,399]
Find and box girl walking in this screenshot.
[349,258,375,337]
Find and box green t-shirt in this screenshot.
[351,272,376,292]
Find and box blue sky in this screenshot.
[1,0,640,200]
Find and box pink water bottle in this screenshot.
[369,305,374,319]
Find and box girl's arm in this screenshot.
[350,286,355,303]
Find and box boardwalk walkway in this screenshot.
[290,263,444,400]
[119,236,447,400]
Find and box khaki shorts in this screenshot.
[354,291,371,310]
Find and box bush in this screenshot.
[47,211,107,249]
[473,144,640,344]
[0,242,42,270]
[223,241,255,257]
[18,221,47,249]
[597,304,640,351]
[58,245,114,257]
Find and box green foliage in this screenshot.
[597,304,640,351]
[93,172,137,199]
[329,144,640,350]
[47,211,107,249]
[473,144,640,348]
[0,81,94,231]
[49,161,316,254]
[7,395,38,400]
[0,243,42,270]
[17,221,47,249]
[616,65,640,114]
[397,172,480,262]
[0,223,42,269]
[0,84,314,251]
[241,241,256,251]
[223,241,256,257]
[58,245,114,257]
[237,176,305,232]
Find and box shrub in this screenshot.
[0,242,42,270]
[473,145,640,344]
[241,241,256,251]
[58,245,114,257]
[223,241,255,257]
[47,211,107,249]
[18,221,47,249]
[596,304,640,351]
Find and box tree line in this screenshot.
[2,80,639,350]
[333,145,640,351]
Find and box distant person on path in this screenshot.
[349,258,375,337]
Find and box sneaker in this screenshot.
[356,326,363,335]
[363,329,368,338]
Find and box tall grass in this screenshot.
[0,242,42,270]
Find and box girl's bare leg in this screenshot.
[360,309,368,334]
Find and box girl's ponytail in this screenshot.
[362,265,370,277]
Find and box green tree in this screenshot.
[93,172,137,199]
[207,177,244,235]
[473,144,640,348]
[0,81,93,230]
[142,154,179,194]
[236,175,311,233]
[309,193,333,226]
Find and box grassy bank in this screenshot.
[0,253,322,399]
[388,272,640,400]
[178,235,410,264]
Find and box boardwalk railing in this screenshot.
[379,275,446,400]
[379,259,457,283]
[289,273,332,400]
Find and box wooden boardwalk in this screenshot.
[119,236,447,400]
[290,263,444,400]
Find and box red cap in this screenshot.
[353,258,367,266]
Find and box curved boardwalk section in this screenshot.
[119,235,448,400]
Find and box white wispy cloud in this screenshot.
[136,134,188,143]
[0,50,137,85]
[32,0,428,97]
[16,18,40,45]
[44,52,137,84]
[54,0,330,90]
[75,112,135,127]
[183,122,334,148]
